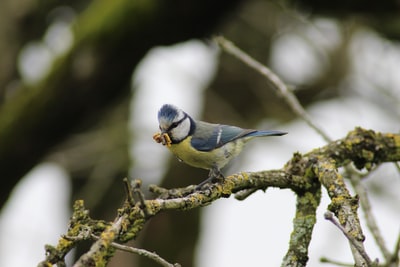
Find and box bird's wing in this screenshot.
[191,122,255,151]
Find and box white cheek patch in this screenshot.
[170,117,190,142]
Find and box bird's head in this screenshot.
[157,104,193,144]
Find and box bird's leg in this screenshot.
[196,165,224,190]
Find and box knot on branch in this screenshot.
[343,127,399,170]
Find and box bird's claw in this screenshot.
[196,168,225,190]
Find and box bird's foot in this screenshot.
[195,168,224,190]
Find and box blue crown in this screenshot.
[158,104,179,122]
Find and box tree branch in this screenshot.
[282,183,321,266]
[38,128,400,266]
[215,35,389,266]
[324,211,374,265]
[349,172,392,262]
[91,234,181,267]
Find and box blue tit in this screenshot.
[153,104,287,188]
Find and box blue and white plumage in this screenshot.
[154,104,287,187]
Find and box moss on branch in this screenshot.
[39,128,400,266]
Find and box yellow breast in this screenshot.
[167,136,245,170]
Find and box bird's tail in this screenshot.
[246,130,287,137]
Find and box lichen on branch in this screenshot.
[38,128,400,267]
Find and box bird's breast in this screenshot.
[167,136,245,170]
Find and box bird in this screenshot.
[153,104,287,188]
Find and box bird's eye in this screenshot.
[170,122,179,129]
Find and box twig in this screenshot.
[349,173,391,262]
[132,179,152,218]
[395,162,400,173]
[215,35,388,266]
[214,35,332,143]
[324,211,373,266]
[123,177,136,206]
[389,230,400,266]
[234,188,259,200]
[91,234,181,267]
[316,157,371,267]
[73,215,128,267]
[320,257,353,266]
[39,129,400,266]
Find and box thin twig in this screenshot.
[91,234,181,267]
[389,230,400,266]
[123,177,136,206]
[394,162,400,173]
[73,215,127,267]
[324,211,373,266]
[320,257,353,266]
[214,35,332,143]
[132,179,151,218]
[349,173,391,262]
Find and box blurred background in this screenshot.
[0,0,399,266]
